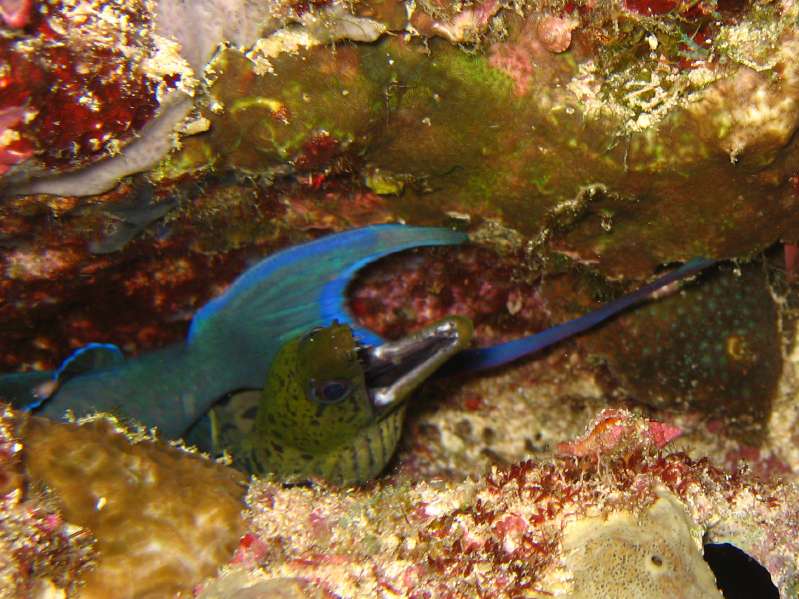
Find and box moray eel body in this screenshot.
[239,317,472,485]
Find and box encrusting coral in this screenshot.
[196,409,798,598]
[17,411,247,598]
[0,404,95,599]
[3,404,798,597]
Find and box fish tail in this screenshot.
[0,370,56,411]
[441,258,717,374]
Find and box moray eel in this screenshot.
[1,223,715,484]
[238,317,472,485]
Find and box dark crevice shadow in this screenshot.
[704,543,778,599]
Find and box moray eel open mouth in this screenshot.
[359,316,473,412]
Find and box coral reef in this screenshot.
[19,412,247,598]
[2,1,799,595]
[187,0,799,273]
[3,0,799,385]
[3,400,798,597]
[2,1,798,263]
[0,404,95,598]
[197,409,797,597]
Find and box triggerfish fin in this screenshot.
[436,257,716,376]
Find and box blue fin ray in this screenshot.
[188,224,467,389]
[437,258,716,375]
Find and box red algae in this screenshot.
[350,244,548,346]
[195,409,797,597]
[0,0,166,174]
[0,0,32,27]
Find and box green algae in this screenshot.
[155,2,799,277]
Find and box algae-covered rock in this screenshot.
[19,413,247,598]
[0,404,95,599]
[185,0,799,274]
[5,0,799,272]
[198,409,794,597]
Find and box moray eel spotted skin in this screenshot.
[240,318,472,485]
[0,224,715,484]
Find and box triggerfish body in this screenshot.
[0,224,715,484]
[2,226,468,438]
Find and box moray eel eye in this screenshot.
[309,378,353,404]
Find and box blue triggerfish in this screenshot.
[0,225,714,484]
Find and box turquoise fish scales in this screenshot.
[30,225,468,438]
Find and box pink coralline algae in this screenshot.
[556,408,683,456]
[350,245,549,346]
[536,14,578,53]
[0,0,31,28]
[199,409,799,597]
[409,0,501,43]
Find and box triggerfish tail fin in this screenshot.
[187,224,468,390]
[439,257,717,375]
[0,342,125,412]
[0,369,56,411]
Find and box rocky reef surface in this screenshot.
[2,406,797,597]
[2,0,799,596]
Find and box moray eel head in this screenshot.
[246,316,473,485]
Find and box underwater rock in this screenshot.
[0,404,95,599]
[19,412,247,598]
[2,1,798,269]
[197,573,327,599]
[199,409,797,597]
[0,0,387,196]
[189,0,799,274]
[586,262,782,440]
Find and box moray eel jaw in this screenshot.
[249,317,473,485]
[362,316,473,410]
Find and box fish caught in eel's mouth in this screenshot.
[358,315,473,412]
